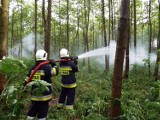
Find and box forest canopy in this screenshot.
[0,0,160,119]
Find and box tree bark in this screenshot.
[58,0,62,51]
[111,0,114,40]
[133,0,136,48]
[101,0,109,71]
[66,0,69,50]
[154,0,160,81]
[11,8,15,55]
[0,0,8,94]
[42,0,47,53]
[34,0,38,56]
[20,0,23,57]
[147,0,152,76]
[110,0,130,119]
[123,11,130,79]
[46,0,51,59]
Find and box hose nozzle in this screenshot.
[70,56,78,61]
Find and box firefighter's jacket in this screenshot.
[59,59,78,88]
[25,61,58,101]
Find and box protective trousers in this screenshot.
[27,100,49,119]
[58,87,75,109]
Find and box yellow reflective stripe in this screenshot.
[66,105,74,109]
[60,67,72,71]
[52,68,57,75]
[31,70,45,75]
[57,103,64,108]
[32,74,41,80]
[31,95,52,101]
[61,83,77,88]
[31,70,45,80]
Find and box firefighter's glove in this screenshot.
[74,60,78,65]
[50,59,56,67]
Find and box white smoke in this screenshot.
[8,32,44,57]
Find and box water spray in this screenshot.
[78,47,113,59]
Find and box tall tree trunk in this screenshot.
[11,8,14,55]
[46,0,51,59]
[110,0,130,119]
[133,0,136,48]
[123,9,130,79]
[42,0,47,52]
[75,1,80,52]
[111,0,114,40]
[86,0,91,70]
[66,0,69,50]
[109,0,111,42]
[83,0,90,70]
[101,0,109,71]
[148,0,152,53]
[148,0,152,76]
[154,0,160,81]
[58,0,62,51]
[20,0,23,57]
[0,0,8,94]
[34,0,37,56]
[92,17,95,49]
[141,1,144,42]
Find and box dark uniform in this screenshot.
[58,58,78,109]
[24,61,58,119]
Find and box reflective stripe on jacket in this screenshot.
[31,94,52,101]
[26,61,58,101]
[59,60,78,88]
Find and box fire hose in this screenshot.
[26,56,78,84]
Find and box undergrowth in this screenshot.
[0,57,160,120]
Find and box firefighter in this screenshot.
[57,48,79,110]
[24,49,58,120]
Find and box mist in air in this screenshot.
[78,41,156,65]
[9,33,156,66]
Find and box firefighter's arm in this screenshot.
[49,59,59,76]
[23,69,32,86]
[49,59,56,67]
[71,62,78,72]
[51,65,59,76]
[74,59,78,65]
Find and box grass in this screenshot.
[0,58,160,120]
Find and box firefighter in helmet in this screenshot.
[24,49,58,120]
[57,48,79,110]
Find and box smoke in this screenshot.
[9,32,44,58]
[9,32,59,59]
[9,33,157,66]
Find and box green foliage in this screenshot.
[26,80,51,96]
[0,56,27,74]
[0,84,28,120]
[0,57,31,120]
[47,62,111,120]
[0,56,28,86]
[120,63,160,120]
[1,58,160,119]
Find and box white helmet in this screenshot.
[35,49,48,61]
[60,48,69,58]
